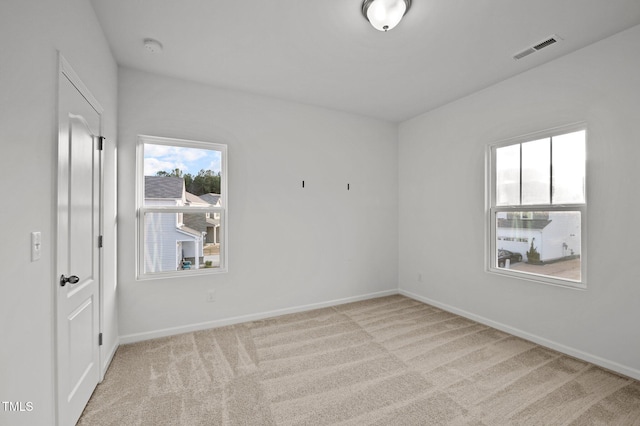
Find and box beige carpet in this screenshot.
[79,295,640,425]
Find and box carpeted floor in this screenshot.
[78,295,640,425]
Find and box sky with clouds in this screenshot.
[144,144,222,176]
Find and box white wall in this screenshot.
[0,1,118,425]
[117,68,398,340]
[399,25,640,379]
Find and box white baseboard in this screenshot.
[117,287,640,381]
[100,337,119,381]
[119,289,398,345]
[399,289,640,381]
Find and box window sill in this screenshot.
[137,267,228,281]
[486,267,586,290]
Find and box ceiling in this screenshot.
[90,0,640,122]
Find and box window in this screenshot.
[487,125,586,288]
[137,135,227,278]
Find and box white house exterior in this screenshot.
[144,176,205,273]
[183,192,220,245]
[496,211,581,262]
[198,193,221,244]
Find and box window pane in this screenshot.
[139,136,227,278]
[143,212,221,273]
[144,143,222,206]
[552,130,586,204]
[496,210,581,281]
[521,138,550,205]
[496,144,520,206]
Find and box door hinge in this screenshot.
[98,235,103,248]
[97,136,105,151]
[99,333,103,346]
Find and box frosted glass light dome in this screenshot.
[362,0,411,32]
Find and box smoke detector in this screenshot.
[513,35,562,60]
[143,38,163,54]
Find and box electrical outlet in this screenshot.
[206,289,216,302]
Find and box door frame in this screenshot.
[55,53,105,424]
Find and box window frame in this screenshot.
[136,135,228,280]
[486,123,587,289]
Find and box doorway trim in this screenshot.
[55,53,105,425]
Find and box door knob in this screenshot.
[60,275,80,287]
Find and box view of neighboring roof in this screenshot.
[185,192,207,205]
[145,176,184,199]
[199,193,221,205]
[177,225,202,238]
[497,219,551,230]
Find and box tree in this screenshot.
[183,173,193,191]
[156,168,183,178]
[155,168,220,196]
[188,169,220,195]
[526,238,541,264]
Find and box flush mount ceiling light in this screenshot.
[362,0,411,32]
[143,38,163,53]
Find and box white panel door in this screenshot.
[56,61,101,426]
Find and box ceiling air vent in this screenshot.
[532,37,558,50]
[513,35,562,60]
[513,48,536,60]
